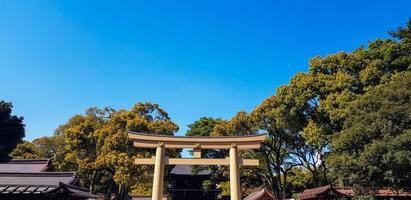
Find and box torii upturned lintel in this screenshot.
[128,131,266,149]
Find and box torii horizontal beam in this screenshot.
[135,157,259,166]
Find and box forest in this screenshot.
[1,20,410,199]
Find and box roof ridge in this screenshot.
[0,172,76,177]
[0,184,58,187]
[4,159,50,164]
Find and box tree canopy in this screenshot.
[11,102,179,199]
[210,19,411,198]
[328,71,411,190]
[60,103,179,198]
[0,100,25,162]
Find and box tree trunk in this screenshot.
[275,152,283,200]
[89,170,98,193]
[117,184,128,200]
[321,162,329,185]
[263,149,276,195]
[282,170,287,199]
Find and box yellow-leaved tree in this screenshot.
[59,103,178,199]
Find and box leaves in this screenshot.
[0,100,25,162]
[328,72,411,189]
[50,102,179,198]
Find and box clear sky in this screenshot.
[1,1,410,141]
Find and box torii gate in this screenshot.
[128,131,266,200]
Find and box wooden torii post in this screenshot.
[128,131,266,200]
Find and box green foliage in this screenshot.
[213,111,256,136]
[56,103,178,199]
[186,117,224,137]
[10,141,41,159]
[0,100,25,162]
[186,117,226,158]
[10,132,75,174]
[286,167,313,197]
[202,180,213,191]
[212,19,411,198]
[328,72,411,189]
[217,181,230,197]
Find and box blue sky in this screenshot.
[1,0,410,141]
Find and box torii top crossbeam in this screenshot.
[128,131,266,149]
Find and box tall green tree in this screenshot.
[212,107,297,199]
[186,117,224,137]
[328,71,411,191]
[274,19,411,190]
[251,94,303,199]
[0,100,25,162]
[184,113,266,198]
[58,103,178,199]
[215,19,411,198]
[11,135,63,159]
[186,117,225,158]
[10,141,40,159]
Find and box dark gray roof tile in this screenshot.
[0,172,76,186]
[0,159,51,173]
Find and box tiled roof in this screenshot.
[297,185,346,200]
[0,184,56,194]
[243,188,275,200]
[0,159,52,173]
[336,187,411,197]
[0,172,76,186]
[298,185,411,199]
[170,165,211,175]
[0,172,76,194]
[0,172,97,198]
[0,182,97,198]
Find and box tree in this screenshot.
[286,167,313,198]
[272,19,411,191]
[328,71,411,191]
[212,112,266,197]
[10,133,67,172]
[250,95,302,199]
[186,117,225,158]
[186,117,224,137]
[213,111,256,137]
[275,73,331,187]
[212,19,411,198]
[10,141,41,159]
[58,103,179,199]
[0,100,25,162]
[11,135,64,158]
[184,114,267,198]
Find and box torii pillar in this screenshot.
[128,132,266,200]
[229,144,241,200]
[152,143,165,200]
